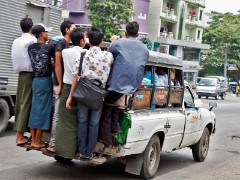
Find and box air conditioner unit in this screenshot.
[159,45,169,54]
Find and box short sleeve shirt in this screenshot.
[62,46,86,84]
[158,74,168,86]
[55,39,69,52]
[73,46,113,88]
[28,43,55,77]
[53,39,70,84]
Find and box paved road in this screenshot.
[0,94,239,180]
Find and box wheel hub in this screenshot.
[202,133,209,155]
[148,144,157,170]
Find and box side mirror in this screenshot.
[209,102,217,111]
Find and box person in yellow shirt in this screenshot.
[236,83,239,96]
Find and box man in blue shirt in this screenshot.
[100,21,149,147]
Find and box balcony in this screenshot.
[156,37,210,49]
[185,16,204,28]
[159,31,175,39]
[69,10,86,14]
[185,0,205,8]
[160,8,177,23]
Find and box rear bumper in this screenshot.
[196,92,218,97]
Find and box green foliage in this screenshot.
[201,12,240,80]
[86,0,133,41]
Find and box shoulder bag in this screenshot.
[72,51,108,110]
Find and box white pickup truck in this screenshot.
[21,51,217,179]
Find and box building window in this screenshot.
[184,72,195,84]
[183,48,200,61]
[199,10,203,21]
[197,30,201,40]
[169,45,177,56]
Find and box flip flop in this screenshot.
[17,141,28,146]
[17,139,28,146]
[16,136,30,146]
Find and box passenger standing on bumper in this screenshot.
[11,18,36,145]
[28,24,55,149]
[54,28,86,158]
[100,21,149,147]
[47,20,76,153]
[67,27,113,159]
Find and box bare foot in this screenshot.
[46,146,55,153]
[16,134,29,145]
[31,141,35,147]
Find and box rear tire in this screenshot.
[0,98,9,136]
[54,155,72,164]
[140,135,161,179]
[198,95,201,99]
[192,128,210,162]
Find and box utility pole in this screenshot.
[224,44,228,78]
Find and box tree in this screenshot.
[86,0,133,41]
[200,12,240,81]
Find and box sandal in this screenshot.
[32,142,48,150]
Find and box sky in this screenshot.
[205,0,240,14]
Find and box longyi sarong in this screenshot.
[55,84,78,159]
[28,76,53,130]
[14,72,33,132]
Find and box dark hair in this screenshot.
[70,27,85,46]
[20,18,33,33]
[88,27,104,46]
[126,21,139,37]
[60,20,75,36]
[32,25,47,38]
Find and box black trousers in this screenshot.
[100,91,123,147]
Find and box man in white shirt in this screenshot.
[67,27,114,160]
[11,18,36,145]
[156,67,169,86]
[62,31,86,85]
[54,28,86,158]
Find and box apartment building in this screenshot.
[61,0,151,35]
[148,0,210,86]
[61,0,209,85]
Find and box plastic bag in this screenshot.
[114,112,131,144]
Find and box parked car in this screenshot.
[196,76,228,100]
[19,51,217,179]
